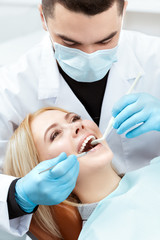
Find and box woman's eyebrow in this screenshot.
[44,123,57,141]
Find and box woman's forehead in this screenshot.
[36,109,66,121]
[31,110,66,130]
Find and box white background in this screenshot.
[0,0,44,66]
[124,0,160,37]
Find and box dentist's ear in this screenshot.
[123,1,128,16]
[38,4,47,31]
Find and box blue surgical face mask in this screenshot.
[54,42,118,82]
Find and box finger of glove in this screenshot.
[116,111,150,135]
[50,155,78,179]
[36,152,67,172]
[50,181,75,204]
[57,159,79,186]
[113,101,143,129]
[112,93,139,118]
[125,121,154,138]
[55,161,79,199]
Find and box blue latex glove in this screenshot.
[15,152,79,213]
[112,93,160,138]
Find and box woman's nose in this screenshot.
[72,122,84,137]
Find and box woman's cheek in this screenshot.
[48,141,73,159]
[83,120,101,134]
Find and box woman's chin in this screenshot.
[80,143,113,168]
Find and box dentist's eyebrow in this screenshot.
[96,31,118,43]
[57,31,117,45]
[57,34,81,45]
[44,112,75,141]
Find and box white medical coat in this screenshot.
[0,30,160,238]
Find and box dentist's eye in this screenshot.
[100,38,112,45]
[63,40,77,46]
[71,114,81,122]
[50,130,61,141]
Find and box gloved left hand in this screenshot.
[112,93,160,138]
[15,152,79,213]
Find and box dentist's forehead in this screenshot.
[48,2,121,44]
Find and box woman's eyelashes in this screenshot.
[50,130,62,142]
[50,114,81,142]
[71,114,81,122]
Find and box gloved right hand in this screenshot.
[15,152,79,213]
[112,93,160,138]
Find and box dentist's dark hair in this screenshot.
[42,0,125,19]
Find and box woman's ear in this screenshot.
[38,4,47,31]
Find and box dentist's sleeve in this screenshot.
[0,71,33,238]
[0,174,32,239]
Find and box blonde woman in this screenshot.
[4,107,160,240]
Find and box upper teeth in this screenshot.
[79,135,96,154]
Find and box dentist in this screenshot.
[0,0,160,239]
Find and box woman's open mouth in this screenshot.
[78,135,99,154]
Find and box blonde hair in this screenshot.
[4,106,80,238]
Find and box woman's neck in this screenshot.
[75,164,121,204]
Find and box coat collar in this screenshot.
[38,35,60,100]
[116,30,145,80]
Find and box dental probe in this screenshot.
[91,73,142,146]
[39,152,87,174]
